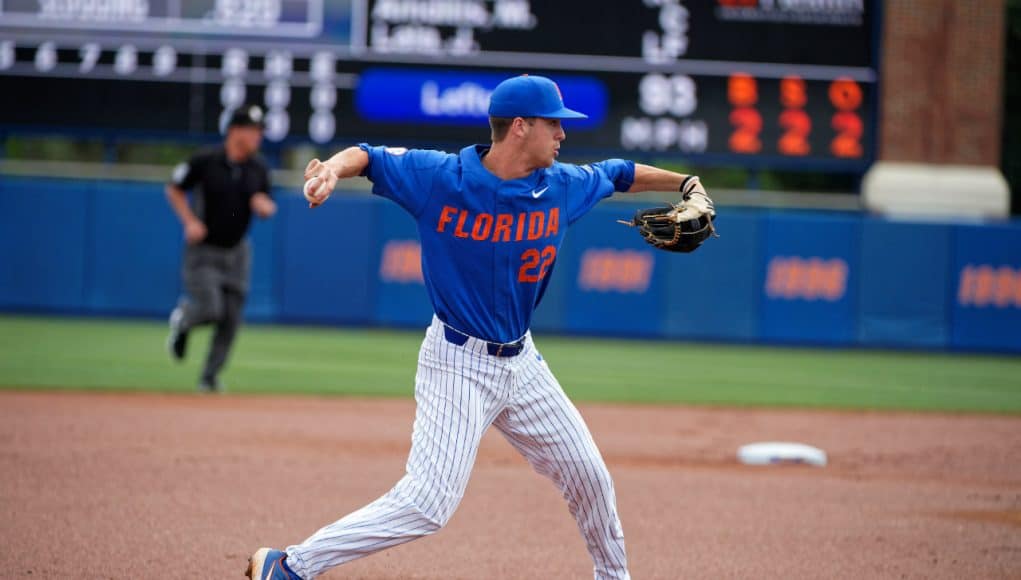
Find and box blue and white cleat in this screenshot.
[245,548,301,580]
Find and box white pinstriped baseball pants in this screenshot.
[284,317,630,579]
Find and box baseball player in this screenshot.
[165,105,277,392]
[247,75,715,580]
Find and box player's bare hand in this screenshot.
[304,158,326,181]
[184,219,207,245]
[250,192,277,218]
[303,163,339,209]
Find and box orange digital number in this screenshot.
[729,107,762,154]
[780,76,806,108]
[830,111,864,158]
[828,77,864,158]
[518,246,557,283]
[727,73,758,107]
[828,78,862,111]
[778,109,811,156]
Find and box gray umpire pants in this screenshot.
[179,240,250,382]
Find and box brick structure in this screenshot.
[880,0,1005,165]
[864,0,1010,217]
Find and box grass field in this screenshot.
[1,314,1019,413]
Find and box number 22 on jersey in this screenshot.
[519,246,556,283]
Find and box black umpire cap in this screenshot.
[228,105,265,129]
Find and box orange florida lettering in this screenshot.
[527,212,545,240]
[453,211,470,238]
[436,206,560,243]
[493,214,513,242]
[471,213,493,241]
[436,206,457,233]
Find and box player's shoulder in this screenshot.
[190,145,222,163]
[366,144,458,177]
[368,144,455,163]
[408,147,458,167]
[171,146,217,185]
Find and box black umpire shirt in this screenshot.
[170,147,272,248]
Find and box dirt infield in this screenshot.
[1,391,1019,579]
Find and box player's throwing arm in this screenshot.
[302,147,369,208]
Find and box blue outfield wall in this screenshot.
[1,177,1020,353]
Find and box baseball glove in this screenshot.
[620,176,719,253]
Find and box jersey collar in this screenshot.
[461,145,543,190]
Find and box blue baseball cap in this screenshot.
[488,75,588,119]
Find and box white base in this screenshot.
[737,442,828,467]
[862,162,1010,219]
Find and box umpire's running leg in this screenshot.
[167,240,251,392]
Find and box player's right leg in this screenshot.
[493,341,629,580]
[278,318,510,579]
[168,244,225,361]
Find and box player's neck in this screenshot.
[224,141,250,164]
[482,143,536,181]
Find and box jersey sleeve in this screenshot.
[565,159,635,224]
[358,144,449,217]
[169,152,206,191]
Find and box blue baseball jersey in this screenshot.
[360,143,634,343]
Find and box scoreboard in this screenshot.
[0,0,878,169]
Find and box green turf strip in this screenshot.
[1,315,1018,413]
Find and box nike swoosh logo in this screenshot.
[531,186,549,199]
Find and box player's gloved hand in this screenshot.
[619,175,718,253]
[303,158,339,208]
[672,176,715,223]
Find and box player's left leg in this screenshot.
[493,341,629,580]
[199,241,250,391]
[201,288,243,390]
[280,318,511,579]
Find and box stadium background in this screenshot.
[0,2,1020,578]
[0,0,1018,352]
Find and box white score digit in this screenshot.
[220,79,246,108]
[309,111,336,144]
[114,45,137,75]
[265,80,291,108]
[79,43,100,73]
[639,74,669,115]
[310,83,336,110]
[264,108,289,142]
[35,42,57,73]
[264,50,292,79]
[310,52,335,82]
[153,45,177,77]
[222,48,249,78]
[638,73,696,117]
[0,41,14,71]
[668,74,696,116]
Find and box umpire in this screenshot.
[164,105,277,392]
